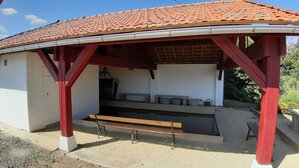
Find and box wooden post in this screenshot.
[212,35,286,167]
[255,36,282,165]
[58,47,73,137]
[37,44,97,152]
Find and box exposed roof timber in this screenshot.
[89,56,157,70]
[1,24,298,55]
[62,53,156,70]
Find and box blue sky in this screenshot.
[0,0,299,40]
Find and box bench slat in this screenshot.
[90,115,182,128]
[100,121,183,135]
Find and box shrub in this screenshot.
[224,68,261,103]
[279,89,299,112]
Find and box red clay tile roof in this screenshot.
[1,0,299,49]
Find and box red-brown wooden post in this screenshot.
[253,36,284,168]
[37,44,97,152]
[212,35,286,167]
[58,47,73,137]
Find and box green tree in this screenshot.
[224,38,299,109]
[224,68,261,103]
[279,40,299,111]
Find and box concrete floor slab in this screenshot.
[1,107,298,168]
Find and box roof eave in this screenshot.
[1,24,299,55]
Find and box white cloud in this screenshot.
[25,14,47,24]
[1,8,18,15]
[0,25,6,32]
[0,34,9,39]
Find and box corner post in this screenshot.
[57,47,77,152]
[252,36,284,168]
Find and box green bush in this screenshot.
[224,68,261,103]
[279,90,299,112]
[279,41,299,111]
[224,38,299,109]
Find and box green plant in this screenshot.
[224,68,261,103]
[279,90,299,112]
[279,40,299,111]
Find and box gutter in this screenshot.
[1,24,299,55]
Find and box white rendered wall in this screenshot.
[0,52,30,131]
[103,64,224,106]
[158,64,216,102]
[107,68,150,98]
[27,52,99,131]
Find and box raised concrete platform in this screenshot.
[290,109,299,131]
[276,114,299,151]
[250,108,299,151]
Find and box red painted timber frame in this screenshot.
[212,36,266,90]
[256,36,282,164]
[213,35,285,165]
[55,47,157,70]
[37,44,98,137]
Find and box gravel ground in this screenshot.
[0,130,98,168]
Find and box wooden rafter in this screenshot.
[90,55,157,70]
[211,36,266,90]
[37,49,58,81]
[65,44,98,87]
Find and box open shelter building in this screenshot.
[0,0,299,167]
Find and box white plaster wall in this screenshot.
[72,64,99,119]
[0,52,30,131]
[27,52,99,131]
[158,64,216,102]
[104,64,224,105]
[107,67,150,99]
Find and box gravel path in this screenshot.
[0,130,98,168]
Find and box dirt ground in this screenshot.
[0,130,98,168]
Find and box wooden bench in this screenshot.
[246,121,259,140]
[89,114,183,148]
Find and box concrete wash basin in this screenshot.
[290,109,299,131]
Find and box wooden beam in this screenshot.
[149,70,155,79]
[278,36,287,56]
[90,55,157,70]
[239,36,246,50]
[212,36,266,90]
[57,46,73,137]
[256,36,282,165]
[65,44,98,87]
[37,49,58,81]
[218,70,223,81]
[58,46,156,70]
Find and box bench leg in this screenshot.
[172,134,175,149]
[103,126,107,135]
[136,130,139,140]
[97,126,101,138]
[246,128,251,141]
[131,130,135,144]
